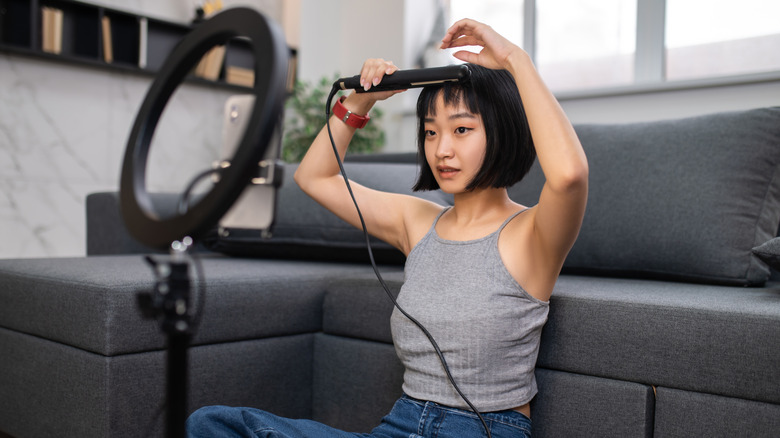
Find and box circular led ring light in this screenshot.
[120,8,288,249]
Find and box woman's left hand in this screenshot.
[440,18,524,70]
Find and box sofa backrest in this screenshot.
[88,107,780,285]
[509,107,780,286]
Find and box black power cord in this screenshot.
[324,86,493,438]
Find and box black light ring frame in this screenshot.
[120,7,289,250]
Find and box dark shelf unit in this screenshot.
[0,0,261,90]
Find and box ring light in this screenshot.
[120,7,288,249]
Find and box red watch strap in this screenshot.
[333,96,370,129]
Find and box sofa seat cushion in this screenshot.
[653,387,780,437]
[532,368,654,438]
[0,255,376,356]
[538,275,780,404]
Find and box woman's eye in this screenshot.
[455,127,470,134]
[425,130,436,137]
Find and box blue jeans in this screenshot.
[186,394,532,437]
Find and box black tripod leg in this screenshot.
[167,332,191,438]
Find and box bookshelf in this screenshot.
[0,0,276,90]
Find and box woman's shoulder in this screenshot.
[497,204,558,301]
[401,199,446,255]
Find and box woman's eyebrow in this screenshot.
[449,112,477,120]
[424,112,477,123]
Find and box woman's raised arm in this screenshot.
[442,19,589,286]
[293,59,439,255]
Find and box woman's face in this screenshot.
[423,93,487,193]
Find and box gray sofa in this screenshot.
[1,107,780,438]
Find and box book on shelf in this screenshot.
[194,45,226,81]
[225,65,254,87]
[101,16,113,63]
[41,7,63,54]
[138,17,148,68]
[287,52,297,93]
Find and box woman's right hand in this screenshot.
[342,58,404,113]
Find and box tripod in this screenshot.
[138,238,196,438]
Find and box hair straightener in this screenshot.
[334,64,471,93]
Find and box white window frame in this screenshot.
[520,0,780,99]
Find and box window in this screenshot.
[449,0,637,92]
[448,0,524,50]
[446,0,779,93]
[536,0,636,91]
[665,0,780,81]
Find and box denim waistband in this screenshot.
[399,393,532,427]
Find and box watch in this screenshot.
[333,96,370,129]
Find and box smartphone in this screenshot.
[216,94,282,236]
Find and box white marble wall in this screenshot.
[0,0,281,259]
[0,53,238,258]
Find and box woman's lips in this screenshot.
[437,166,459,178]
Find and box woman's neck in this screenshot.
[449,187,517,226]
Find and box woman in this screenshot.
[188,18,587,438]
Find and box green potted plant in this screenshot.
[282,74,385,162]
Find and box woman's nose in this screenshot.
[435,136,453,158]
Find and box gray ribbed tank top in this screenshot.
[390,207,549,411]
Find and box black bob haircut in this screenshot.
[412,64,536,192]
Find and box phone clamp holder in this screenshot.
[212,158,284,187]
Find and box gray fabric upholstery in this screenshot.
[0,327,112,438]
[654,387,780,438]
[510,107,780,285]
[187,335,316,421]
[531,368,654,438]
[0,327,315,438]
[0,256,370,355]
[321,272,404,343]
[753,236,780,271]
[87,192,166,255]
[312,334,404,432]
[538,276,780,404]
[344,152,418,164]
